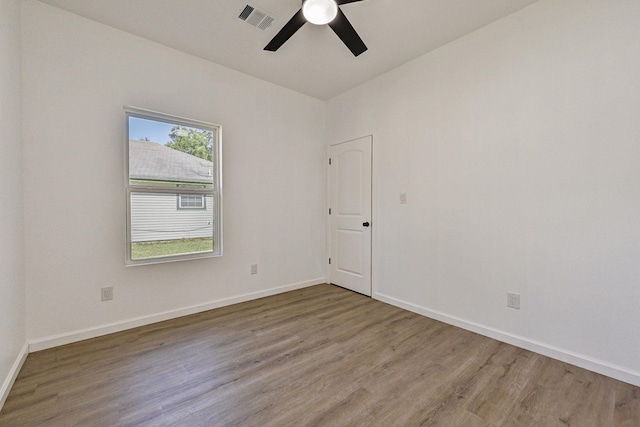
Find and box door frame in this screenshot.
[327,135,374,296]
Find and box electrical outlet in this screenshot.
[101,286,113,301]
[507,292,520,309]
[250,264,258,275]
[400,192,408,204]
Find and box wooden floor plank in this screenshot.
[1,284,638,426]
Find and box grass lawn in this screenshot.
[131,237,213,260]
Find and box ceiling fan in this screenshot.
[264,0,367,57]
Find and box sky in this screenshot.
[128,116,174,145]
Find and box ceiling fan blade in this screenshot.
[328,8,367,57]
[264,8,306,52]
[336,0,365,4]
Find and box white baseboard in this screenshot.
[374,291,640,387]
[29,278,324,352]
[0,342,29,411]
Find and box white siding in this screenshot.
[130,192,214,242]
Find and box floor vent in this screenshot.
[239,3,275,31]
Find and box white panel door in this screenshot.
[330,136,372,296]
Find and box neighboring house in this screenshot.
[129,139,214,242]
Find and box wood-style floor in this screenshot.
[1,284,638,426]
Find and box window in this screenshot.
[125,107,222,265]
[178,194,205,209]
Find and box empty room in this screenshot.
[1,0,639,425]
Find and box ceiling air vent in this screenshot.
[239,3,275,31]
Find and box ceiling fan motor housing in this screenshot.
[302,0,338,25]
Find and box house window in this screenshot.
[178,194,205,209]
[125,107,222,265]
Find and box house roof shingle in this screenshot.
[129,139,213,184]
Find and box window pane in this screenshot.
[128,116,214,189]
[179,194,205,209]
[130,191,214,260]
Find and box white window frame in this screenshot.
[125,106,223,266]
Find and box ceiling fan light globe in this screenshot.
[302,0,338,25]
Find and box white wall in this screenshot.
[327,0,640,385]
[0,0,27,406]
[21,0,326,347]
[13,0,640,392]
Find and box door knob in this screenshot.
[363,222,370,227]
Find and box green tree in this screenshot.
[166,126,213,161]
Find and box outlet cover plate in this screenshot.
[400,192,407,204]
[507,292,520,309]
[101,286,113,301]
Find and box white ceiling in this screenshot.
[38,0,540,100]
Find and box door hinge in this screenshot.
[329,158,332,165]
[329,258,331,264]
[329,208,331,215]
